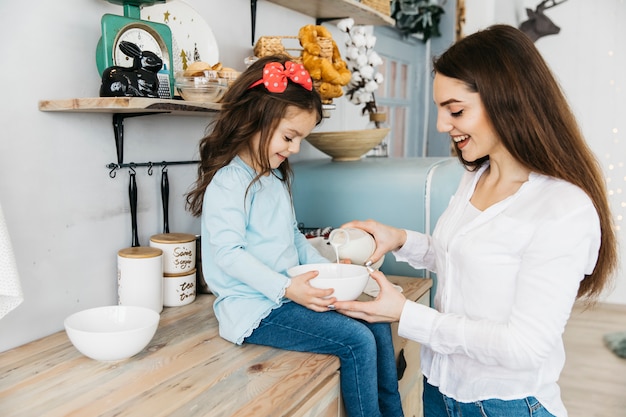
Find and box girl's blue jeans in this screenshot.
[423,378,557,417]
[244,301,404,417]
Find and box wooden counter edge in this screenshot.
[386,275,432,303]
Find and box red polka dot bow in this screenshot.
[249,61,313,92]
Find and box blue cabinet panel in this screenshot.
[292,157,464,280]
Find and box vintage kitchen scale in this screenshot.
[95,0,175,96]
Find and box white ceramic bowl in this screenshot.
[287,263,370,301]
[64,305,160,361]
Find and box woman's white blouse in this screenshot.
[395,164,601,417]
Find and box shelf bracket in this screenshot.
[248,1,344,43]
[112,112,167,165]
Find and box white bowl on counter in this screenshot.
[64,305,159,361]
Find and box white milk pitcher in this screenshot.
[328,228,376,265]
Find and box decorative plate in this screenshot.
[141,0,219,74]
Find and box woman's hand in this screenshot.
[285,270,336,312]
[341,219,407,265]
[333,270,406,323]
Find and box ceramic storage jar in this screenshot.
[163,268,197,307]
[149,233,196,275]
[117,246,164,313]
[150,233,197,307]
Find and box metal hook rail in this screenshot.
[107,160,199,178]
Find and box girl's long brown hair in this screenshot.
[185,55,323,217]
[433,25,617,302]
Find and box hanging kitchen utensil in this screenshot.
[161,165,170,234]
[250,0,257,46]
[129,167,140,247]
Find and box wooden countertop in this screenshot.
[0,276,431,417]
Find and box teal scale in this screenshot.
[95,0,174,95]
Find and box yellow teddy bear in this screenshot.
[298,24,351,102]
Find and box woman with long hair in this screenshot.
[334,25,617,417]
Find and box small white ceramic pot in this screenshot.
[163,269,197,307]
[149,233,196,275]
[117,246,164,313]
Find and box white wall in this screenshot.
[0,0,359,353]
[464,0,626,304]
[1,0,624,353]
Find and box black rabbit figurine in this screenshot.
[100,41,163,98]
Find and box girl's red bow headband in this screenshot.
[249,61,313,93]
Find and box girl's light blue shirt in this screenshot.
[201,156,328,344]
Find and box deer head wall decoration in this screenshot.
[519,0,569,42]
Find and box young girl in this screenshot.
[185,55,403,417]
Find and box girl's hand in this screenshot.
[333,270,406,323]
[341,219,407,265]
[285,270,336,312]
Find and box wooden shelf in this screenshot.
[39,97,336,117]
[38,97,220,169]
[38,97,221,115]
[266,0,394,26]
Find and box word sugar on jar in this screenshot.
[149,233,196,275]
[150,233,197,307]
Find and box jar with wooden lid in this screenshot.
[149,233,196,275]
[117,246,163,313]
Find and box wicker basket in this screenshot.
[311,36,334,103]
[254,35,333,61]
[316,36,333,59]
[254,36,302,62]
[362,0,391,16]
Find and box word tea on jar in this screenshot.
[163,268,197,307]
[117,246,164,313]
[149,233,196,275]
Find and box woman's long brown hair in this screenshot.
[185,55,323,217]
[433,25,617,302]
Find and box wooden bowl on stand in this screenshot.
[305,128,391,161]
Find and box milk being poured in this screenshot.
[329,233,347,264]
[328,228,376,266]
